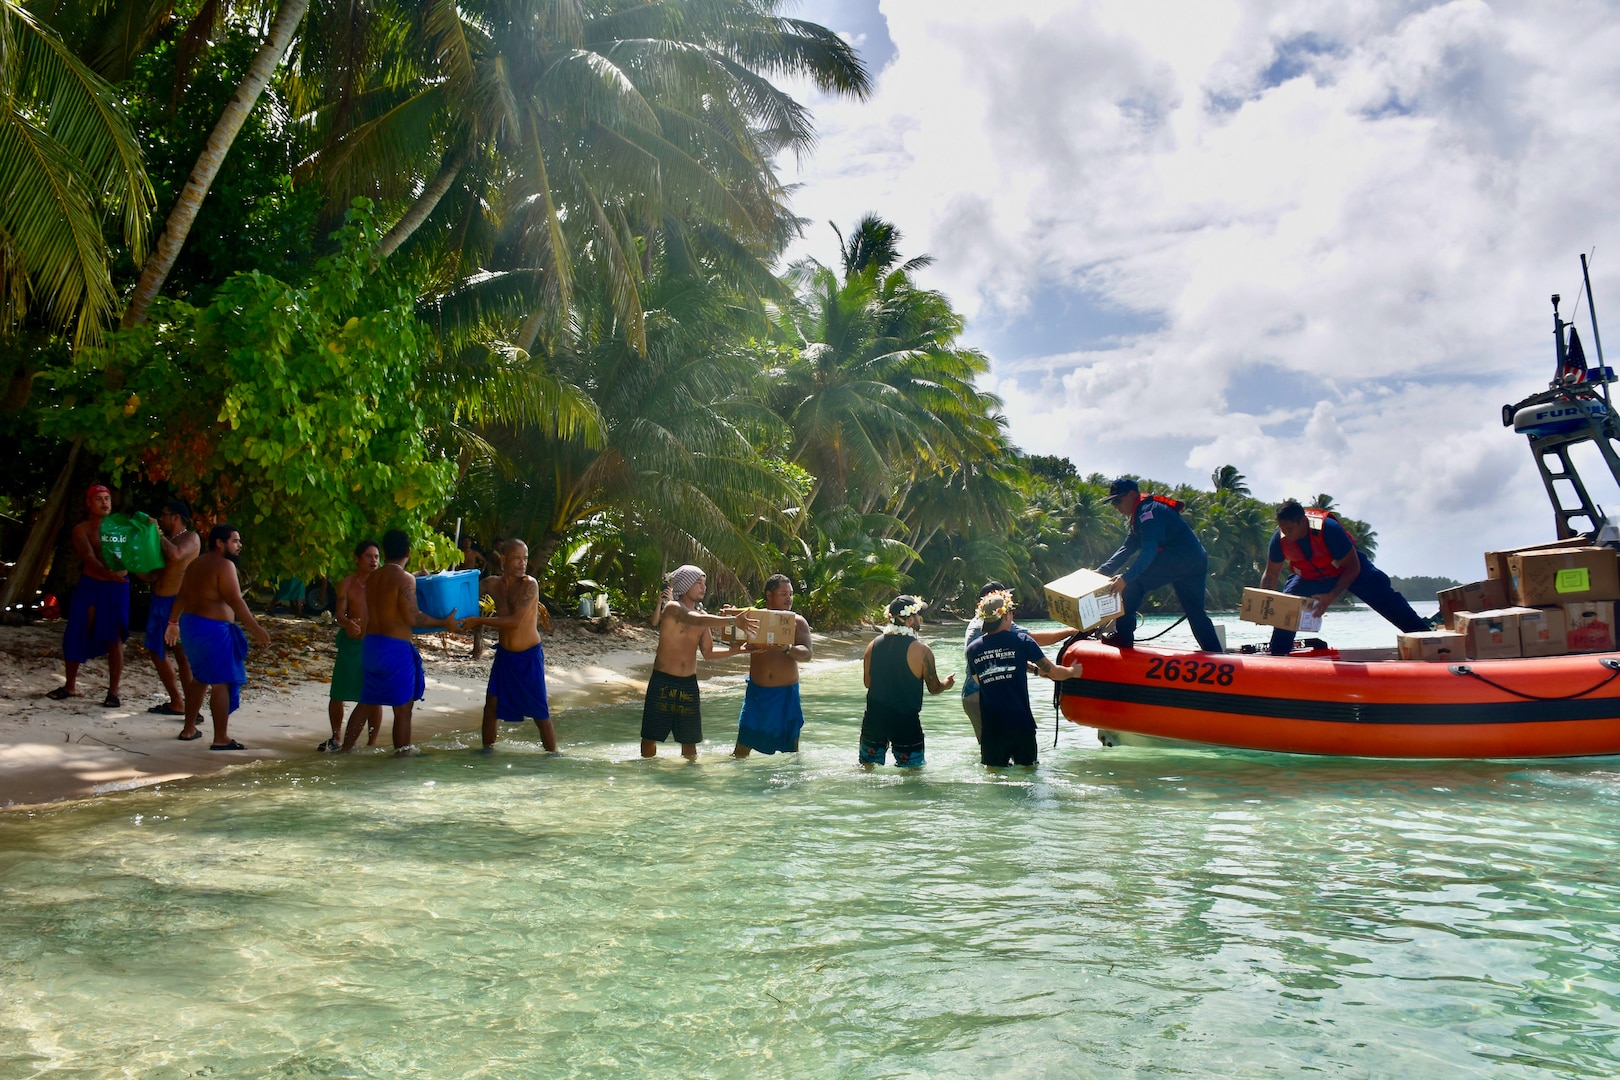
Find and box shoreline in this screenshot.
[0,615,871,811]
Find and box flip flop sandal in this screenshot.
[101,693,121,708]
[316,738,340,752]
[46,686,78,700]
[209,740,247,751]
[177,731,203,741]
[147,703,186,716]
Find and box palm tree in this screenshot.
[1211,464,1250,497]
[0,0,152,348]
[120,0,310,327]
[302,0,871,352]
[772,227,999,515]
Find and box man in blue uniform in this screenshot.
[1260,499,1428,655]
[1098,477,1224,652]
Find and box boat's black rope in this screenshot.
[1047,617,1192,747]
[1137,616,1187,643]
[1448,659,1620,701]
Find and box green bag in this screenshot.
[100,512,164,574]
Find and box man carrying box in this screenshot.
[1099,478,1224,653]
[1260,500,1428,655]
[731,574,812,758]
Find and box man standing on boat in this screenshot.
[1099,478,1225,653]
[1260,499,1428,655]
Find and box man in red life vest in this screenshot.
[1099,477,1225,652]
[1259,499,1428,655]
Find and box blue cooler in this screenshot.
[416,569,479,632]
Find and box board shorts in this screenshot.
[979,707,1038,767]
[329,631,364,702]
[144,593,177,660]
[736,680,804,754]
[489,643,550,723]
[362,635,425,707]
[859,701,925,767]
[178,613,248,714]
[63,577,129,663]
[641,669,701,744]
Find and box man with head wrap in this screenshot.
[48,484,130,707]
[858,595,956,768]
[642,564,756,760]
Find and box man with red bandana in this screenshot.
[47,484,130,707]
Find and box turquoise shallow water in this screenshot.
[4,611,1620,1077]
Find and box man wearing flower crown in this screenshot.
[859,595,955,768]
[965,589,1081,767]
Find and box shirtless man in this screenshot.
[641,564,756,760]
[732,574,812,758]
[859,595,956,768]
[165,524,270,748]
[464,540,555,751]
[320,539,380,752]
[49,484,130,707]
[343,529,457,755]
[142,501,200,716]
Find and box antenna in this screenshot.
[1582,252,1610,406]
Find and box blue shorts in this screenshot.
[178,613,247,714]
[362,635,425,707]
[736,680,804,754]
[145,594,177,659]
[63,577,129,663]
[489,644,549,722]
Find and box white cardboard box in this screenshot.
[1044,568,1123,631]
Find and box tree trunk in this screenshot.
[120,0,311,329]
[374,149,470,260]
[0,438,81,615]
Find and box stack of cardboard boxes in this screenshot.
[1399,539,1620,661]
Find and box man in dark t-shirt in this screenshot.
[965,590,1081,767]
[1259,499,1427,655]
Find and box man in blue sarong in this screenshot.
[165,524,269,749]
[343,529,458,755]
[141,501,199,716]
[463,539,555,751]
[49,484,130,707]
[732,574,812,758]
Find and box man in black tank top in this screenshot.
[859,595,955,767]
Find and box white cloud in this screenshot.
[783,0,1620,578]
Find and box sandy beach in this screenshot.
[0,614,869,810]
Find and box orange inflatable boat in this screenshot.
[1056,640,1620,758]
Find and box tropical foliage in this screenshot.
[0,0,1394,623]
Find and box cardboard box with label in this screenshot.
[1397,631,1468,662]
[1518,607,1569,657]
[1484,536,1593,582]
[1562,600,1616,653]
[720,608,798,646]
[1453,607,1538,660]
[1506,547,1620,606]
[1044,568,1123,631]
[1436,579,1509,630]
[1239,588,1310,631]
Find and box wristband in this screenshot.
[168,619,180,626]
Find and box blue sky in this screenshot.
[780,0,1620,579]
